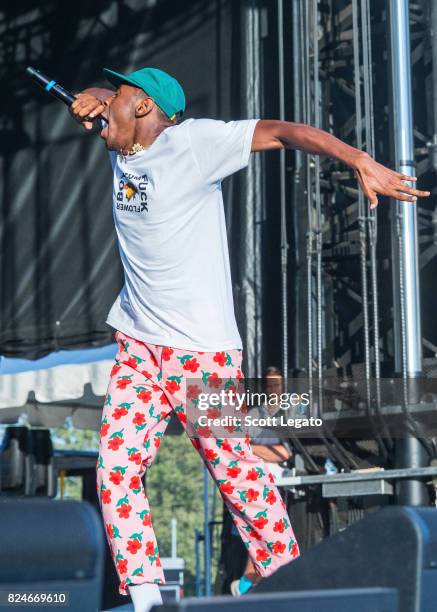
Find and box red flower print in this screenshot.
[208,373,223,388]
[127,539,142,554]
[219,481,234,494]
[165,379,180,394]
[122,357,138,369]
[253,516,268,530]
[129,452,142,465]
[100,423,110,437]
[156,555,162,567]
[138,389,152,403]
[112,407,128,420]
[273,519,286,533]
[268,473,275,484]
[266,490,277,505]
[152,384,161,392]
[213,352,227,367]
[117,503,132,519]
[145,541,155,556]
[249,529,262,540]
[222,440,232,453]
[247,488,259,502]
[106,523,114,539]
[142,514,152,527]
[154,436,161,448]
[141,370,153,379]
[272,541,286,554]
[234,502,244,511]
[117,377,132,390]
[291,542,299,557]
[227,465,241,479]
[111,364,121,377]
[162,347,173,361]
[187,385,201,399]
[236,369,243,380]
[133,412,145,426]
[101,489,111,504]
[197,425,212,438]
[129,476,141,490]
[256,549,270,562]
[207,407,221,420]
[183,358,199,373]
[108,437,124,451]
[160,392,171,406]
[109,471,124,485]
[117,559,128,574]
[205,449,218,461]
[246,468,259,481]
[178,412,187,424]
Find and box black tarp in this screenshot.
[0,0,244,358]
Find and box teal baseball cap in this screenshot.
[103,66,185,120]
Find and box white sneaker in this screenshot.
[230,579,242,597]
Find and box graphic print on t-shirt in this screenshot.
[116,171,149,214]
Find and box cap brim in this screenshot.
[103,68,139,91]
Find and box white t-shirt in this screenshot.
[105,117,259,351]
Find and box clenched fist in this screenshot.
[69,88,114,130]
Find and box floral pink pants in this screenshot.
[96,330,300,596]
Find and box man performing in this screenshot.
[69,66,430,611]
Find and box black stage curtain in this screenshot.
[0,0,242,358]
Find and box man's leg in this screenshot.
[96,331,171,597]
[197,427,300,579]
[160,346,300,583]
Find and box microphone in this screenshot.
[26,66,75,106]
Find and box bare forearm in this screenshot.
[253,120,367,169]
[252,444,290,463]
[279,121,365,168]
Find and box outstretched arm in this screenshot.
[252,119,430,209]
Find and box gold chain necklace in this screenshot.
[118,143,150,161]
[128,142,149,155]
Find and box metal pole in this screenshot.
[241,0,263,379]
[278,0,289,383]
[291,0,308,373]
[430,0,437,171]
[171,517,177,557]
[388,0,428,505]
[312,0,323,418]
[203,466,211,595]
[194,528,202,596]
